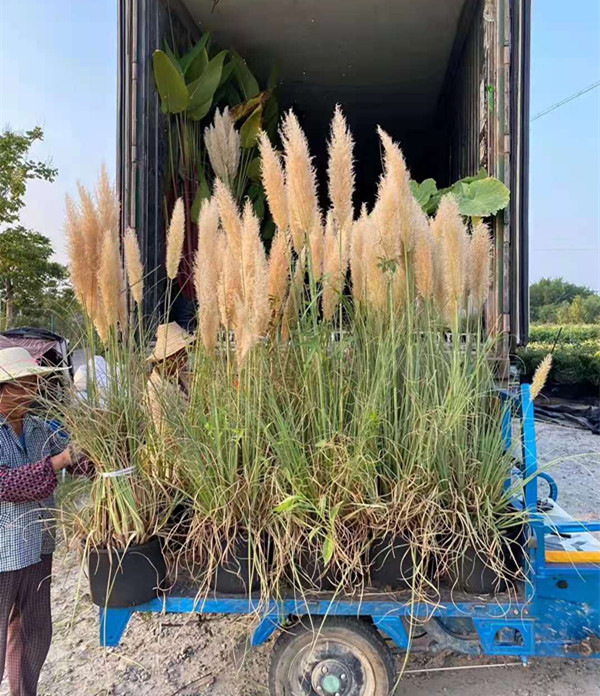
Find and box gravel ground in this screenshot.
[1,421,599,696]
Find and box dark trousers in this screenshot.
[0,555,52,696]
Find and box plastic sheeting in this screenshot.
[535,401,600,435]
[0,336,62,361]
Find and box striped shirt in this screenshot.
[0,414,66,572]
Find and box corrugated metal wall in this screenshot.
[117,0,197,323]
[443,0,486,184]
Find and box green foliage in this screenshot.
[152,30,281,294]
[411,168,510,218]
[517,340,600,389]
[0,127,57,226]
[152,35,274,130]
[153,50,190,114]
[530,277,599,324]
[0,226,68,330]
[529,324,600,344]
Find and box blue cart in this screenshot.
[99,385,600,695]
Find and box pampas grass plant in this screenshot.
[204,108,241,186]
[58,110,525,612]
[166,197,185,280]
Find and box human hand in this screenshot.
[50,447,72,472]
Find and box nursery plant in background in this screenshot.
[152,31,279,296]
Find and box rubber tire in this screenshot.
[268,617,396,696]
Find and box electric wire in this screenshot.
[532,80,600,122]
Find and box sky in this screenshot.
[0,0,117,264]
[529,0,600,291]
[0,0,599,290]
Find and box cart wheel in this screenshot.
[269,617,396,696]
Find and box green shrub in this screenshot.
[528,324,600,345]
[517,339,600,389]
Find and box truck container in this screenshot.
[117,0,531,349]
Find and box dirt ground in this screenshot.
[2,421,599,696]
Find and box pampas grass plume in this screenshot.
[194,198,221,352]
[350,207,367,303]
[65,194,91,312]
[530,354,552,399]
[258,131,288,234]
[97,164,118,236]
[98,228,122,329]
[204,108,240,185]
[268,228,290,319]
[281,111,318,252]
[414,224,434,301]
[328,105,355,231]
[468,221,492,312]
[435,195,468,320]
[77,183,102,314]
[322,211,344,321]
[309,217,324,282]
[166,197,185,280]
[214,178,242,257]
[376,126,414,252]
[124,228,144,305]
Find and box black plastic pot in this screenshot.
[447,525,525,594]
[88,537,167,608]
[212,536,263,595]
[286,545,340,592]
[368,535,417,591]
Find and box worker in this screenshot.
[0,347,74,696]
[73,355,110,405]
[146,322,195,432]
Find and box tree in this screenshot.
[581,294,600,324]
[0,227,68,329]
[530,277,597,324]
[0,127,57,226]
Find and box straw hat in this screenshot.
[0,347,63,384]
[147,322,195,362]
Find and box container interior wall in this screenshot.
[120,0,521,335]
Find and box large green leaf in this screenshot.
[322,535,334,565]
[188,97,213,122]
[185,48,208,83]
[460,167,488,184]
[219,60,235,88]
[180,33,210,76]
[410,178,437,209]
[231,92,269,123]
[187,50,228,113]
[273,495,302,513]
[252,189,265,220]
[232,52,260,99]
[240,105,263,148]
[190,162,211,223]
[153,50,190,114]
[164,44,184,77]
[457,178,510,217]
[247,157,262,182]
[263,96,279,139]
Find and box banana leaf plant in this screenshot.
[153,33,279,298]
[411,169,510,226]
